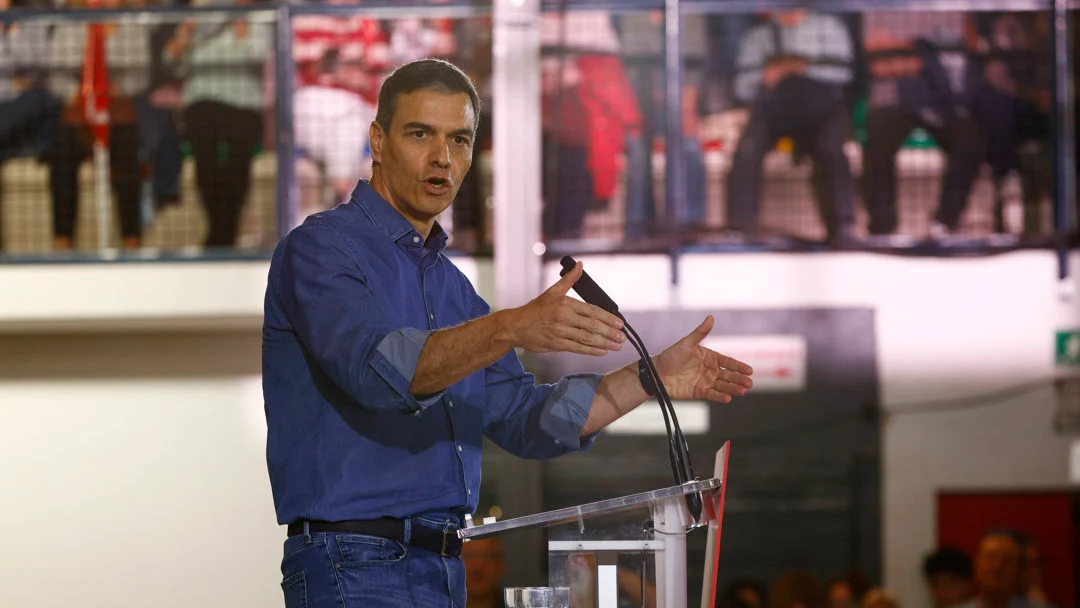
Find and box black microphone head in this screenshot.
[560,256,577,275]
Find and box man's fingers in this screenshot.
[547,261,582,297]
[717,366,753,390]
[689,315,715,343]
[720,354,754,377]
[556,338,611,357]
[703,388,734,404]
[566,297,624,335]
[560,326,622,352]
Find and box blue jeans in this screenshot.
[280,518,466,608]
[134,94,182,204]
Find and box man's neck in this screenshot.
[368,169,434,239]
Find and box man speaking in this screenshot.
[262,58,754,607]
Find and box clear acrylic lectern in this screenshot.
[458,443,731,608]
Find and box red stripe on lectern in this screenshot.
[708,442,731,608]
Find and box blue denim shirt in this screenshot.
[263,181,601,526]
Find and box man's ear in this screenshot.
[369,121,384,165]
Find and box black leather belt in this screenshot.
[286,518,462,558]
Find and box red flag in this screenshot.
[79,16,111,148]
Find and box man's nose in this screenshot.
[430,141,450,167]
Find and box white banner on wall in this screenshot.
[701,335,807,392]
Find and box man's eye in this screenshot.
[411,131,427,139]
[454,136,471,146]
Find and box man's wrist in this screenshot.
[490,308,520,352]
[637,358,660,398]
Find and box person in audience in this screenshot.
[1016,535,1053,608]
[164,0,270,247]
[827,571,871,608]
[0,0,57,252]
[618,10,708,239]
[717,577,769,608]
[462,536,506,608]
[861,11,984,242]
[726,8,857,246]
[47,0,150,250]
[923,546,974,608]
[955,531,1028,608]
[861,588,900,608]
[770,569,826,608]
[540,9,641,242]
[971,12,1051,238]
[291,2,387,228]
[388,16,455,67]
[133,0,186,211]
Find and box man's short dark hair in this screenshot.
[923,547,973,580]
[375,58,482,134]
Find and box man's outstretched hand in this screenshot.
[501,261,626,357]
[652,315,754,403]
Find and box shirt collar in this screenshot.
[349,180,449,255]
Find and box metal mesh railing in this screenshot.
[0,0,1075,262]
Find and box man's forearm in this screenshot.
[579,360,651,436]
[408,309,518,397]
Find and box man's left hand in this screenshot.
[652,315,753,403]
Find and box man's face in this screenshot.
[368,89,475,229]
[927,573,973,608]
[828,582,854,608]
[1020,545,1042,592]
[975,535,1021,597]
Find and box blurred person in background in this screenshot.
[291,1,387,228]
[0,0,57,252]
[726,7,857,246]
[922,547,974,608]
[827,571,871,608]
[164,0,270,247]
[133,0,186,212]
[462,536,506,608]
[860,11,984,242]
[1015,535,1054,608]
[956,531,1028,608]
[47,0,150,250]
[770,570,826,608]
[970,12,1051,239]
[717,577,769,608]
[388,16,455,67]
[617,10,708,240]
[861,588,900,608]
[540,9,641,243]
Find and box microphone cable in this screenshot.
[559,256,703,521]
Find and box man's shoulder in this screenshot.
[270,205,378,268]
[294,204,375,246]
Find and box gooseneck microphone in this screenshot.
[559,256,703,522]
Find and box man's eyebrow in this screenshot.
[400,121,434,132]
[399,122,474,138]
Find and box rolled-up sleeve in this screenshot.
[275,223,443,412]
[482,350,603,459]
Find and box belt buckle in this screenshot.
[440,530,449,557]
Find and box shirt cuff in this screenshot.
[539,373,603,451]
[372,328,444,411]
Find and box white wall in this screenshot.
[0,251,1076,608]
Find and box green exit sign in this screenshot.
[1058,330,1080,367]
